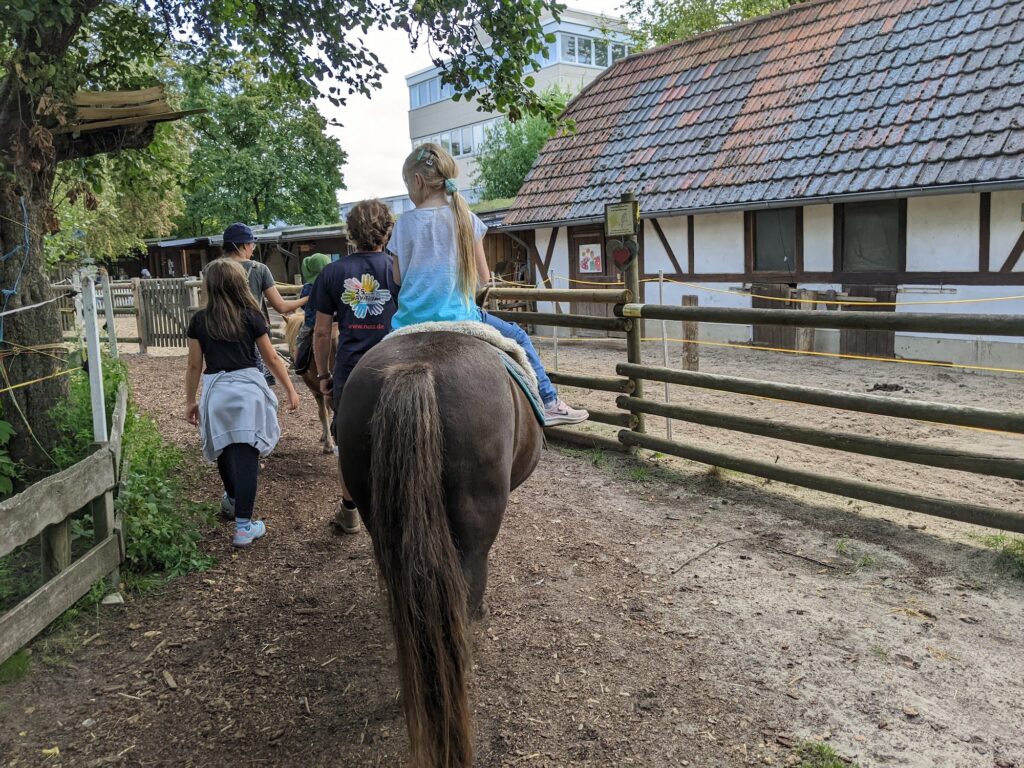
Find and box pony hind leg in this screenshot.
[316,392,337,454]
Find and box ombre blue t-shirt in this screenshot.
[387,206,488,329]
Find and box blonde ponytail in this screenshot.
[403,143,478,299]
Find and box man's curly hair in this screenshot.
[347,199,394,252]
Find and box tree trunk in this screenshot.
[0,165,66,478]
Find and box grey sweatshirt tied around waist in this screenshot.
[199,367,281,462]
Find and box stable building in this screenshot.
[501,0,1024,367]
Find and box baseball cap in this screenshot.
[222,222,256,245]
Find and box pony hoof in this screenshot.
[322,444,336,455]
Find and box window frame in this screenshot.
[745,207,804,274]
[833,199,907,276]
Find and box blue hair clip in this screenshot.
[445,178,458,195]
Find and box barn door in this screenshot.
[840,285,896,358]
[140,278,191,347]
[568,228,620,338]
[751,283,797,350]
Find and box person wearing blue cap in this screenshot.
[221,223,309,385]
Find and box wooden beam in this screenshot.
[650,219,684,275]
[617,397,1024,480]
[687,215,695,274]
[489,309,630,333]
[586,408,638,429]
[979,192,991,272]
[544,227,560,270]
[108,385,129,475]
[616,363,1024,434]
[618,430,1024,534]
[999,228,1024,273]
[548,371,635,394]
[478,287,631,304]
[0,536,121,665]
[545,427,631,453]
[613,303,1024,336]
[0,449,115,559]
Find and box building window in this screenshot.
[562,33,627,66]
[748,208,801,272]
[837,200,906,272]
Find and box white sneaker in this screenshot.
[543,399,589,426]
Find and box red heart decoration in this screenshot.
[612,246,632,268]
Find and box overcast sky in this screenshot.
[319,1,627,203]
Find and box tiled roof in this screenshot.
[503,0,1024,227]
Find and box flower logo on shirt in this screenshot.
[341,274,392,319]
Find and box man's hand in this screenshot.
[319,376,332,396]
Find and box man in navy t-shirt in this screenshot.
[312,200,398,532]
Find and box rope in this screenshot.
[0,196,32,344]
[0,361,58,466]
[644,277,1024,307]
[0,365,79,396]
[0,294,66,319]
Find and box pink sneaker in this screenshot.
[543,399,589,426]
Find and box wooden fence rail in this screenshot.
[0,385,129,665]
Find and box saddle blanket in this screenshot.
[388,321,545,425]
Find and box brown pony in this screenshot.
[284,314,336,454]
[337,331,543,768]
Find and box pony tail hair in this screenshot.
[448,190,478,300]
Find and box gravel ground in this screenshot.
[1,347,1022,768]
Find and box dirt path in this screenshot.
[1,352,1022,767]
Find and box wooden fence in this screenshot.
[485,279,1024,535]
[0,385,129,665]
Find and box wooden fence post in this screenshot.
[132,278,148,353]
[624,253,645,436]
[795,289,816,352]
[40,521,71,580]
[100,272,118,358]
[682,295,699,371]
[90,481,118,590]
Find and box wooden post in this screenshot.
[100,272,118,358]
[40,520,71,580]
[90,484,119,590]
[658,271,672,440]
[71,270,85,347]
[794,289,815,352]
[82,279,109,444]
[132,278,147,353]
[623,203,645,436]
[682,295,699,371]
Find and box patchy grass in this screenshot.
[834,536,851,556]
[869,644,889,661]
[856,554,876,568]
[973,533,1024,579]
[793,741,859,768]
[626,464,649,483]
[0,649,31,685]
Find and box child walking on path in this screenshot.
[293,252,331,374]
[186,259,300,548]
[313,199,399,533]
[389,143,588,426]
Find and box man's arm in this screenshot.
[313,311,334,395]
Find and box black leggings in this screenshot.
[216,443,260,519]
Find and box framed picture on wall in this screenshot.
[578,244,603,274]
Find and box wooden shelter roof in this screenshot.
[56,86,204,134]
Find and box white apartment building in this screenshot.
[406,6,632,202]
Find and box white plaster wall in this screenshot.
[803,205,833,271]
[693,211,744,273]
[534,227,569,316]
[991,190,1024,272]
[895,285,1024,344]
[906,194,979,271]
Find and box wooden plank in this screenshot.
[489,310,630,333]
[56,108,205,134]
[40,520,71,581]
[545,427,631,453]
[74,102,173,120]
[548,371,635,394]
[615,304,1024,336]
[0,449,115,558]
[624,254,645,434]
[618,430,1024,534]
[617,397,1024,480]
[616,363,1024,434]
[979,192,991,272]
[999,228,1024,273]
[74,86,165,106]
[132,279,147,353]
[0,536,121,666]
[90,492,119,590]
[109,385,129,475]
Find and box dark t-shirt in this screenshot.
[187,308,269,374]
[313,251,398,388]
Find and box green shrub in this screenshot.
[50,358,128,470]
[117,410,214,577]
